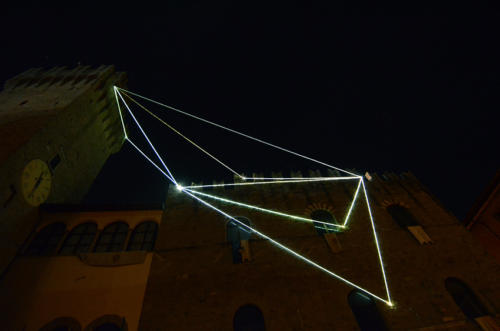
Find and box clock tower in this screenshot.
[0,65,127,274]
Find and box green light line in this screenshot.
[342,178,362,227]
[186,188,344,228]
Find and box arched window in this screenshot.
[84,315,127,331]
[311,210,339,234]
[227,217,252,264]
[59,222,97,255]
[386,205,418,228]
[233,304,266,331]
[39,316,81,331]
[386,204,433,244]
[93,222,129,253]
[94,323,120,331]
[347,290,387,331]
[25,223,66,256]
[445,277,489,320]
[127,221,158,251]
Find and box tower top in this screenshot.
[0,65,126,164]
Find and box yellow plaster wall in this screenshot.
[0,209,162,330]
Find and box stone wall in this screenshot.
[140,171,500,330]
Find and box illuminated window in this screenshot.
[386,205,418,228]
[93,222,129,253]
[25,223,66,256]
[348,290,387,331]
[127,221,158,251]
[227,217,252,264]
[233,304,266,331]
[59,222,97,255]
[445,277,489,320]
[311,210,339,234]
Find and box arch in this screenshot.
[93,222,129,253]
[386,204,418,228]
[25,222,66,256]
[39,316,81,331]
[84,315,127,331]
[59,222,97,255]
[445,277,489,319]
[347,290,387,331]
[310,209,339,234]
[127,221,158,251]
[227,217,252,264]
[233,304,266,331]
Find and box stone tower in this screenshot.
[0,65,127,274]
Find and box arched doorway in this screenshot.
[347,290,387,331]
[233,304,266,331]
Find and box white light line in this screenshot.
[120,90,244,179]
[126,138,175,184]
[182,189,391,305]
[113,86,128,140]
[361,179,392,305]
[342,178,363,227]
[250,176,360,181]
[186,188,344,228]
[185,176,359,189]
[115,87,360,178]
[116,90,177,185]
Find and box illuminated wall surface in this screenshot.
[0,209,161,330]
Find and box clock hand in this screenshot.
[28,172,45,198]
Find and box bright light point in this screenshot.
[176,184,184,191]
[241,176,247,180]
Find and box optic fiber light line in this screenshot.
[113,86,128,140]
[116,90,177,185]
[126,138,176,184]
[361,179,392,305]
[249,177,358,181]
[185,176,359,189]
[185,188,344,228]
[182,189,391,305]
[115,87,361,178]
[121,90,243,179]
[342,178,363,227]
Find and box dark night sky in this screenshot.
[0,3,498,219]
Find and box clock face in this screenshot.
[21,159,52,207]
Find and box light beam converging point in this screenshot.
[112,86,394,307]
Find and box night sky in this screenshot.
[1,3,498,220]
